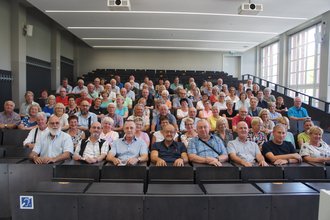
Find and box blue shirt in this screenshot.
[151,141,187,163]
[188,135,228,158]
[287,106,309,118]
[75,112,98,129]
[33,131,73,157]
[152,113,177,131]
[110,137,148,162]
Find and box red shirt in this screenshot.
[232,115,252,128]
[56,96,69,106]
[76,97,92,106]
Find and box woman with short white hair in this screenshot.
[100,116,119,146]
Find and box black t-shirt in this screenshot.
[220,109,238,118]
[262,140,296,157]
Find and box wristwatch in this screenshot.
[4,124,8,128]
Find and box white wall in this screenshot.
[61,33,74,60]
[77,46,224,75]
[241,47,257,78]
[0,0,11,71]
[26,11,51,62]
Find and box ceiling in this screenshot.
[26,0,330,52]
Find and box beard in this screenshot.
[49,128,61,136]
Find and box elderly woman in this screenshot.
[181,117,198,147]
[196,92,209,110]
[259,109,275,135]
[235,92,250,111]
[66,115,85,149]
[275,96,288,114]
[263,87,276,103]
[134,117,150,147]
[100,91,113,109]
[220,99,238,121]
[247,117,268,149]
[42,95,56,117]
[161,90,172,109]
[300,126,330,163]
[226,86,239,103]
[100,116,119,146]
[252,84,260,97]
[214,117,233,147]
[18,103,41,130]
[66,96,79,116]
[213,91,227,112]
[176,98,189,120]
[115,95,128,119]
[269,116,296,148]
[198,100,212,119]
[207,106,221,132]
[297,119,314,148]
[209,86,220,104]
[151,115,178,145]
[53,103,69,130]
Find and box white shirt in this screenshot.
[33,131,73,157]
[74,138,109,158]
[23,127,49,146]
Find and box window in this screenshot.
[288,23,322,104]
[261,41,279,88]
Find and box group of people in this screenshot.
[0,74,329,167]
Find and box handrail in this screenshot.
[242,74,330,114]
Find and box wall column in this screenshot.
[51,25,61,90]
[11,0,26,104]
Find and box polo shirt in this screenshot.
[151,141,187,163]
[232,115,252,128]
[287,106,309,118]
[109,137,148,163]
[227,138,260,163]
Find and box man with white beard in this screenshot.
[72,122,108,164]
[29,115,73,164]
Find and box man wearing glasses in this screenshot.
[73,122,108,164]
[29,115,73,164]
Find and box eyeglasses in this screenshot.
[49,122,60,125]
[91,126,101,129]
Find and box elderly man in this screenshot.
[127,104,150,131]
[73,122,108,163]
[188,119,228,166]
[248,97,262,117]
[151,124,188,166]
[0,100,21,129]
[262,124,302,165]
[56,88,69,106]
[72,79,87,94]
[86,83,99,100]
[138,88,154,108]
[232,106,253,132]
[179,107,200,132]
[75,100,98,131]
[19,91,40,117]
[76,90,93,106]
[106,121,148,166]
[29,115,73,164]
[106,103,124,132]
[227,121,268,167]
[256,90,268,109]
[170,76,183,91]
[151,104,178,132]
[23,112,49,149]
[110,78,120,94]
[93,77,104,94]
[124,82,136,102]
[119,88,133,109]
[287,96,310,121]
[172,88,193,109]
[56,78,72,94]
